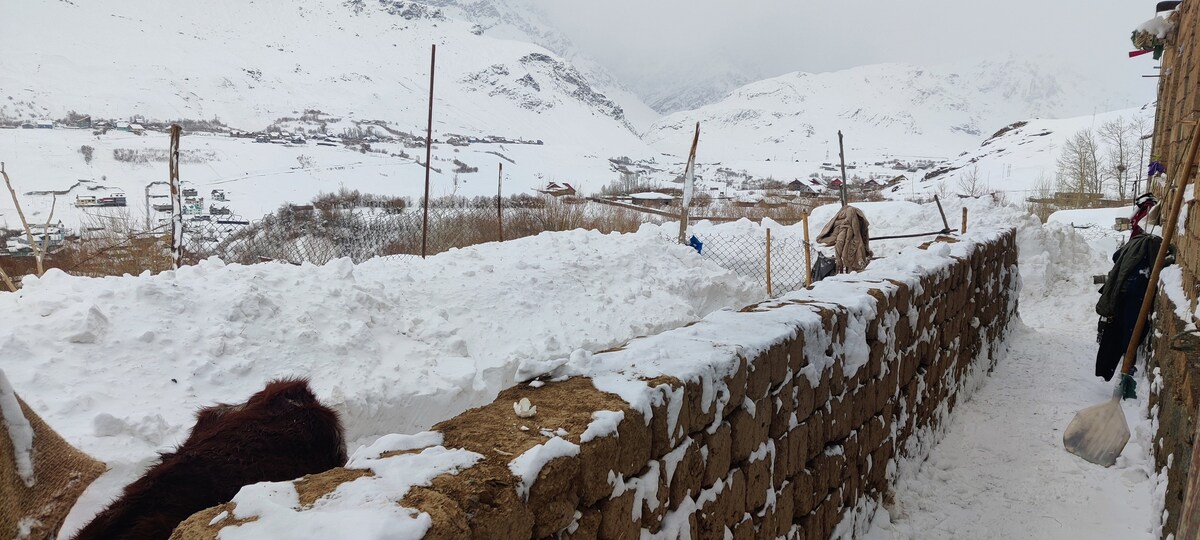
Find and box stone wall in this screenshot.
[172,230,1019,539]
[1149,278,1200,539]
[1147,3,1200,537]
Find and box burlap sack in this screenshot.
[2,394,106,540]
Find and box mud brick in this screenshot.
[561,508,601,540]
[731,516,756,540]
[685,378,717,436]
[770,381,795,439]
[792,468,816,517]
[794,371,817,422]
[773,432,792,488]
[648,387,676,459]
[804,410,828,461]
[528,456,581,538]
[599,490,639,539]
[814,366,833,411]
[787,333,808,374]
[697,492,731,540]
[729,397,770,464]
[639,461,669,533]
[746,357,774,403]
[829,361,845,397]
[723,357,749,421]
[723,469,748,526]
[800,506,825,540]
[775,482,797,534]
[745,452,772,511]
[668,438,706,511]
[787,425,807,477]
[842,430,860,466]
[828,396,852,441]
[702,422,732,488]
[757,495,779,539]
[766,342,790,389]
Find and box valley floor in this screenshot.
[866,280,1159,538]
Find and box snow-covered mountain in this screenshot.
[411,0,661,129]
[645,58,1130,163]
[0,0,645,152]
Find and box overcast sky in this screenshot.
[532,0,1159,104]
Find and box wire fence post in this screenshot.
[802,212,812,288]
[765,228,773,297]
[961,207,968,234]
[422,43,437,259]
[678,123,700,244]
[168,125,183,270]
[497,162,504,242]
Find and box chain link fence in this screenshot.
[688,231,819,297]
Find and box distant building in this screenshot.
[36,120,53,129]
[535,182,577,198]
[630,191,674,207]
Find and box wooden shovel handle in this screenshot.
[1119,121,1200,377]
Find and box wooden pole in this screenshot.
[1,162,42,275]
[765,228,773,297]
[679,123,700,244]
[933,194,951,233]
[168,125,183,270]
[497,162,504,242]
[1118,121,1200,380]
[961,207,968,234]
[803,212,812,288]
[422,43,436,259]
[837,130,848,207]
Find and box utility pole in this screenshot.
[838,130,848,207]
[422,44,436,259]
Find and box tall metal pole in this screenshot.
[497,162,504,242]
[837,130,848,207]
[168,125,183,269]
[422,44,436,259]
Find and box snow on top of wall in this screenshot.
[217,432,482,540]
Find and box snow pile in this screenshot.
[0,229,760,536]
[1048,205,1135,255]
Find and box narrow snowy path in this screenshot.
[868,289,1159,539]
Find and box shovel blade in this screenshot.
[1063,398,1131,467]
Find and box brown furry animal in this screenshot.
[72,379,346,540]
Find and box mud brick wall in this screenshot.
[1149,284,1200,539]
[172,230,1019,540]
[1148,4,1200,538]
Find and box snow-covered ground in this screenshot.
[2,198,1165,538]
[863,207,1160,539]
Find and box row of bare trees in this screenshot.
[1056,115,1151,201]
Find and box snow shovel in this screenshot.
[1064,121,1200,466]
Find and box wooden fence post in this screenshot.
[765,228,773,297]
[168,125,183,270]
[497,162,504,242]
[802,213,812,288]
[422,43,437,259]
[962,207,968,234]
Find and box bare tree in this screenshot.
[956,165,988,197]
[1099,117,1136,201]
[1056,128,1103,202]
[1130,115,1152,195]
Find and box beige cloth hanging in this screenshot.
[816,205,873,273]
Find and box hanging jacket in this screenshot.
[1096,234,1162,318]
[816,205,872,273]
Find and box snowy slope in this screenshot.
[0,0,642,148]
[911,105,1156,200]
[645,58,1125,163]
